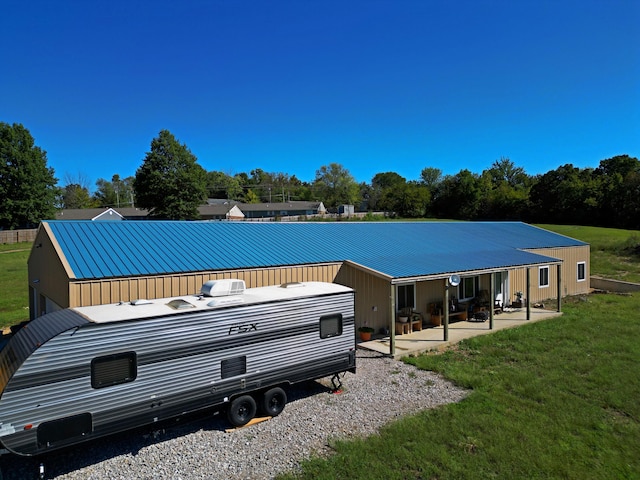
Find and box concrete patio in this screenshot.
[358,307,563,359]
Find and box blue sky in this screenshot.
[2,0,639,188]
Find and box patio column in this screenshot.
[489,272,494,330]
[389,284,396,356]
[444,279,449,341]
[526,267,531,320]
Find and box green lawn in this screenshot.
[282,292,640,480]
[0,243,30,329]
[537,224,640,283]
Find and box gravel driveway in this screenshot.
[0,350,467,480]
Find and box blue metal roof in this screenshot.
[42,221,587,281]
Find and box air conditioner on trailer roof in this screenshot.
[200,279,246,297]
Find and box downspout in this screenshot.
[443,278,449,341]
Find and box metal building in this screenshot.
[29,220,590,352]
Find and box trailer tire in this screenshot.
[260,387,287,417]
[227,395,257,427]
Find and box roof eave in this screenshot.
[389,259,563,285]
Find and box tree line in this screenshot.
[2,122,639,230]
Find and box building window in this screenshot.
[539,266,550,288]
[577,262,586,282]
[458,276,479,300]
[320,314,343,339]
[397,283,415,310]
[91,352,137,389]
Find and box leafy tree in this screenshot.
[94,174,135,208]
[372,172,406,190]
[244,189,260,203]
[618,168,640,230]
[368,172,406,211]
[482,158,532,219]
[206,171,242,200]
[58,173,97,209]
[528,164,600,225]
[420,167,443,190]
[60,183,95,209]
[94,178,117,207]
[313,163,360,209]
[382,181,430,218]
[243,169,308,203]
[133,130,207,219]
[594,154,640,229]
[486,157,529,188]
[431,169,486,220]
[0,122,57,229]
[484,181,530,220]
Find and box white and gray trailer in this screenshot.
[0,281,356,457]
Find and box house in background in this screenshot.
[54,201,320,222]
[238,201,326,219]
[28,221,589,355]
[55,208,125,221]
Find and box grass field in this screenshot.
[282,292,640,479]
[537,224,640,284]
[0,243,30,329]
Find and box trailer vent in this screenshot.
[201,279,246,297]
[280,282,304,288]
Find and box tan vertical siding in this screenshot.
[416,280,449,323]
[28,228,71,317]
[509,245,590,304]
[335,264,391,333]
[67,263,342,308]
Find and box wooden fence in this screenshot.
[0,229,37,245]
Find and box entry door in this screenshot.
[494,272,509,306]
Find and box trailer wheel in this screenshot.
[227,395,257,427]
[260,387,287,417]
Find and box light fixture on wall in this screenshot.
[448,274,461,286]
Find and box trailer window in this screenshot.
[319,314,343,339]
[91,352,137,389]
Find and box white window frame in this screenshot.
[457,276,479,302]
[396,282,416,310]
[577,261,586,282]
[539,266,550,288]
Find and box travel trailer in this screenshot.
[0,281,356,457]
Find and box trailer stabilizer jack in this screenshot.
[330,373,344,394]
